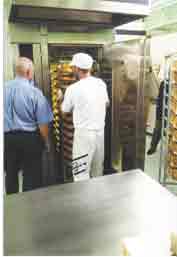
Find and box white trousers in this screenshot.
[72,128,104,182]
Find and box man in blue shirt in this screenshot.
[4,57,53,194]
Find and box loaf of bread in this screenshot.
[120,232,171,256]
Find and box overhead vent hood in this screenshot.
[9,0,150,29]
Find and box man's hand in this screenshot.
[39,124,51,152]
[57,89,63,103]
[39,124,49,142]
[106,100,110,108]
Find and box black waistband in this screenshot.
[5,130,39,135]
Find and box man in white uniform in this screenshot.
[58,53,109,181]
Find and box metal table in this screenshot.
[4,170,177,256]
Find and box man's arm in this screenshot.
[39,124,49,142]
[58,88,73,115]
[102,80,110,108]
[59,104,67,118]
[34,89,53,146]
[38,124,50,152]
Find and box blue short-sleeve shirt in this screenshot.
[4,76,53,132]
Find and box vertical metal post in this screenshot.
[39,25,60,185]
[111,61,121,171]
[32,44,43,90]
[159,58,169,184]
[40,24,50,97]
[163,73,171,186]
[11,44,20,77]
[135,37,148,170]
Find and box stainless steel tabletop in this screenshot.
[4,170,177,256]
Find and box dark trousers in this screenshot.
[4,131,45,194]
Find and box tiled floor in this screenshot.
[145,135,177,195]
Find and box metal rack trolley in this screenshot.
[159,53,177,186]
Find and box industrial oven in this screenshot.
[48,40,151,183]
[5,0,150,186]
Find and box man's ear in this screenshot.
[26,69,30,78]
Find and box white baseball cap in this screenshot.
[70,53,94,69]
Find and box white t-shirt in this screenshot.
[61,76,109,130]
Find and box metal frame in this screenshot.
[9,0,150,17]
[115,29,146,36]
[135,37,147,170]
[32,44,43,89]
[47,29,114,45]
[7,1,150,34]
[159,54,177,186]
[40,24,50,97]
[10,44,19,76]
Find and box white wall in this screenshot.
[150,32,177,66]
